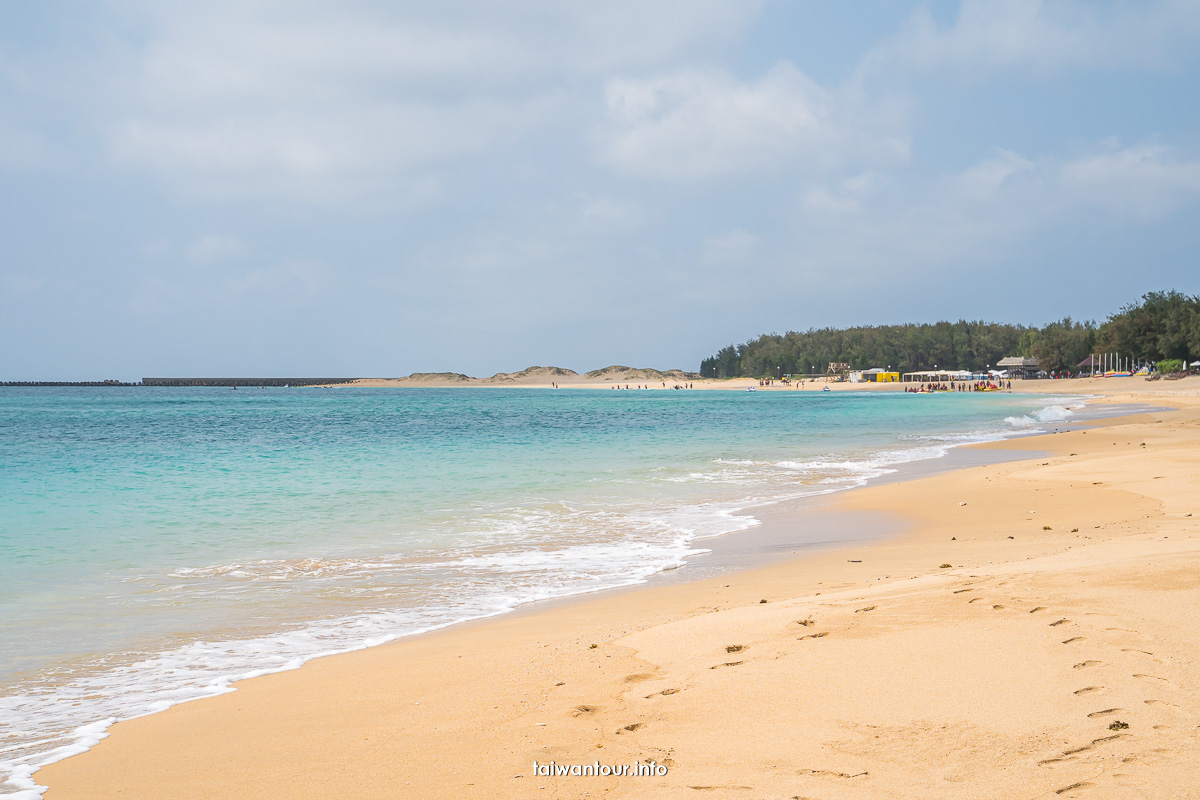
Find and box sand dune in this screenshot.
[329,364,701,388]
[484,366,581,383]
[582,365,697,382]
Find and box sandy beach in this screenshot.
[324,367,1150,394]
[37,377,1200,799]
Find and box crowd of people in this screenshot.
[604,383,695,390]
[905,380,1011,393]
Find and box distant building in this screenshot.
[850,368,900,383]
[826,362,850,381]
[997,356,1040,379]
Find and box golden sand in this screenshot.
[39,378,1200,799]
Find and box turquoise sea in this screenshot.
[0,386,1083,797]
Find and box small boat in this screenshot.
[821,386,831,392]
[746,387,757,392]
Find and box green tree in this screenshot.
[1097,291,1199,362]
[701,291,1195,378]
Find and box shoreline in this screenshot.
[3,389,1085,795]
[32,379,1200,798]
[490,394,1158,622]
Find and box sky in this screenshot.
[2,0,1199,380]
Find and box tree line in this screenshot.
[700,291,1200,378]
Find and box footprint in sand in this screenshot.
[1050,619,1070,627]
[799,632,828,640]
[1030,607,1048,613]
[571,705,600,717]
[624,673,655,683]
[1133,674,1169,683]
[992,604,1005,610]
[1086,708,1123,718]
[855,605,877,613]
[1073,660,1102,669]
[968,598,981,604]
[1061,733,1122,757]
[646,688,680,698]
[1062,637,1085,644]
[726,645,746,653]
[1121,648,1159,661]
[1074,686,1103,695]
[1144,698,1182,709]
[1055,781,1095,795]
[711,661,745,669]
[796,768,868,779]
[618,723,643,733]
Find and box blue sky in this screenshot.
[2,0,1199,380]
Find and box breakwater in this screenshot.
[140,378,355,387]
[2,379,356,387]
[1,380,138,387]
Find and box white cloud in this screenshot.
[577,196,640,228]
[1057,142,1200,219]
[800,171,886,214]
[601,62,909,180]
[783,141,1200,286]
[125,255,337,314]
[139,239,172,259]
[186,235,248,265]
[0,122,49,170]
[83,0,765,199]
[226,259,334,308]
[534,0,767,73]
[953,150,1035,201]
[702,229,759,263]
[131,11,526,103]
[2,273,48,297]
[126,275,184,315]
[873,0,1200,76]
[110,99,543,201]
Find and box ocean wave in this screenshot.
[0,496,761,799]
[3,549,689,798]
[1004,403,1082,428]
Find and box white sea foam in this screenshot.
[0,497,757,798]
[1035,405,1076,422]
[1004,402,1083,429]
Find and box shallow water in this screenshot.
[0,386,1081,796]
